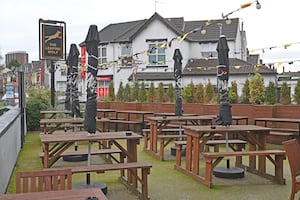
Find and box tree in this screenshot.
[167,83,175,103]
[228,81,238,104]
[182,80,195,103]
[108,81,115,101]
[7,59,21,69]
[131,81,139,101]
[264,81,277,105]
[123,83,131,102]
[7,59,21,82]
[147,82,155,102]
[195,83,204,103]
[293,78,300,104]
[204,80,214,103]
[280,82,291,105]
[241,78,250,104]
[249,70,265,104]
[139,81,147,102]
[157,82,164,102]
[116,82,124,101]
[26,87,51,130]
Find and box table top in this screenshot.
[40,110,84,114]
[254,117,300,123]
[147,115,213,122]
[40,131,142,143]
[153,112,197,116]
[116,110,154,114]
[204,115,249,120]
[183,125,271,133]
[40,118,84,124]
[97,108,117,112]
[0,188,108,200]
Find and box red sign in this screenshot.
[81,46,86,66]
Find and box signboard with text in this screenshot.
[39,19,66,60]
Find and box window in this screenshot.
[121,43,132,67]
[148,41,166,66]
[98,46,107,65]
[201,51,217,58]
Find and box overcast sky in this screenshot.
[1,0,300,72]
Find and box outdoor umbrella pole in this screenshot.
[84,25,100,186]
[213,35,244,179]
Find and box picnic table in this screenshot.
[97,108,117,118]
[40,118,86,134]
[0,188,108,200]
[39,131,152,199]
[40,110,84,119]
[115,110,154,132]
[175,125,286,187]
[254,117,300,133]
[40,131,142,168]
[145,115,213,160]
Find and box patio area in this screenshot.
[5,131,299,200]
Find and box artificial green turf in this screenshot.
[6,131,297,199]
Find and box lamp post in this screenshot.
[50,60,55,107]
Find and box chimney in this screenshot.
[282,66,285,73]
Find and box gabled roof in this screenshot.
[183,58,277,76]
[99,12,239,44]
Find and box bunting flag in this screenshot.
[249,42,300,53]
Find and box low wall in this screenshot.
[0,106,23,194]
[98,102,300,129]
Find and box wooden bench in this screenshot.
[174,139,247,167]
[201,150,286,187]
[142,128,184,151]
[268,129,298,144]
[45,162,152,200]
[16,169,72,193]
[39,149,124,167]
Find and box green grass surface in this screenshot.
[6,132,298,199]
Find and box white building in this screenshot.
[90,12,276,98]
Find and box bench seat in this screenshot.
[174,139,247,166]
[201,150,286,187]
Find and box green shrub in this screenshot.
[26,98,48,130]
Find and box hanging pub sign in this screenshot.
[39,19,66,60]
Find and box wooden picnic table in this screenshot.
[204,115,249,125]
[40,110,84,119]
[40,118,86,134]
[115,110,154,132]
[40,131,142,168]
[145,115,213,159]
[254,117,300,133]
[153,112,197,116]
[97,108,117,118]
[0,188,108,200]
[175,125,284,187]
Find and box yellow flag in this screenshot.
[284,43,291,49]
[179,33,189,43]
[240,2,252,8]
